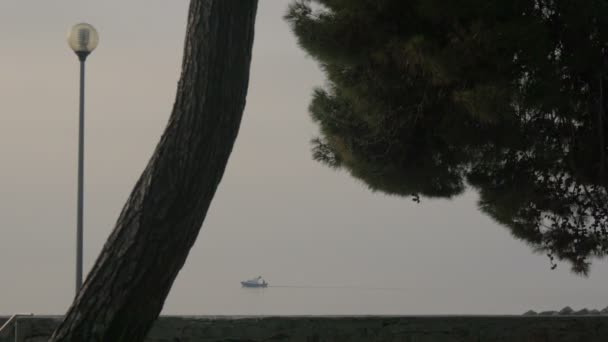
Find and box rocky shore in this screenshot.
[524,306,608,316]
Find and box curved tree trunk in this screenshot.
[50,1,258,340]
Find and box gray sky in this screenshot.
[1,1,607,316]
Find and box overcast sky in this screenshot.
[1,1,607,316]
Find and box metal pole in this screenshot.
[76,57,86,294]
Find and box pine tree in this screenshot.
[286,0,608,273]
[50,1,258,340]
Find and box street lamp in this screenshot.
[67,23,99,294]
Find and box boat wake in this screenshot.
[268,285,410,292]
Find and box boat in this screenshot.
[241,276,268,288]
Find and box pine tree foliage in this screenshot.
[286,0,608,274]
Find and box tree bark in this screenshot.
[50,1,258,341]
[599,77,607,186]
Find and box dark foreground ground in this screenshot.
[2,315,608,341]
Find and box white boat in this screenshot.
[241,276,268,288]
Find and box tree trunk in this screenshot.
[50,1,258,341]
[600,76,607,186]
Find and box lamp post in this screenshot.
[67,23,99,294]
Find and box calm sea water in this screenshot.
[160,190,608,316]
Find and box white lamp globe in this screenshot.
[67,23,99,55]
